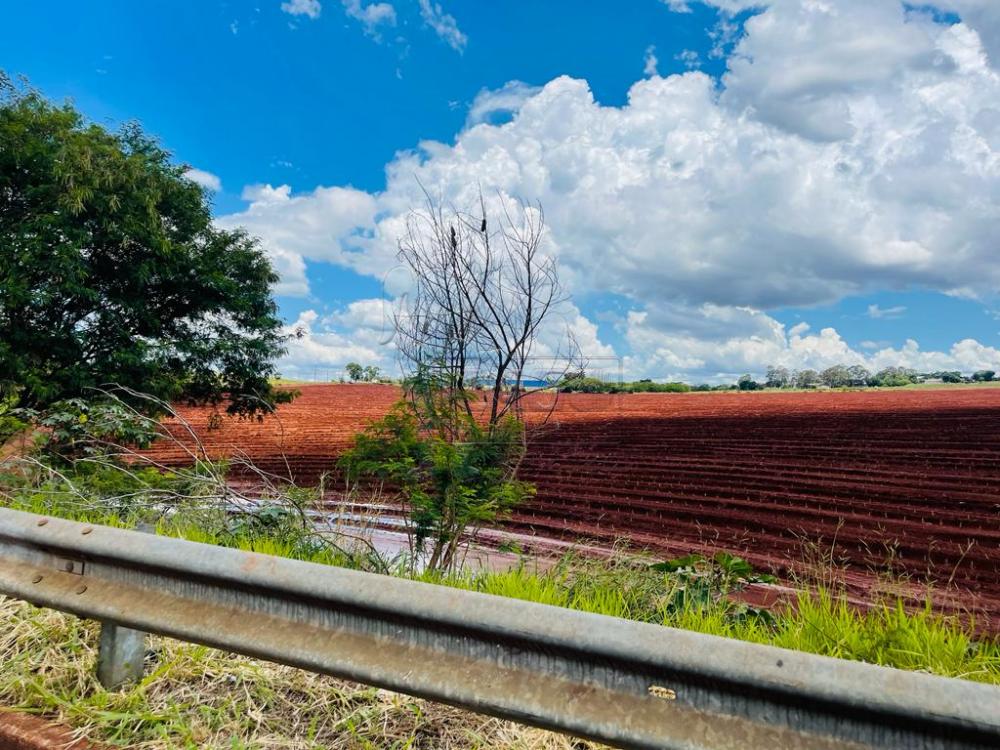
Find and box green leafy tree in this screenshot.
[795,369,820,388]
[0,386,27,444]
[737,374,760,391]
[343,362,383,383]
[344,362,364,382]
[819,365,852,388]
[34,397,160,460]
[972,370,995,382]
[0,77,290,417]
[765,365,791,389]
[870,367,916,387]
[559,373,612,393]
[846,364,871,387]
[557,375,692,394]
[632,381,690,393]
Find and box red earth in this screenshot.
[143,384,1000,627]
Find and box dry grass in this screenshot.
[0,597,602,750]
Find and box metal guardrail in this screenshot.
[0,507,998,750]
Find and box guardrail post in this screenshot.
[96,522,151,690]
[96,622,146,689]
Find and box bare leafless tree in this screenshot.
[394,188,578,432]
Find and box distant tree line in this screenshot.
[554,366,997,394]
[736,365,997,391]
[559,374,692,394]
[560,373,746,394]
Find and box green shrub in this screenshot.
[629,380,691,393]
[0,388,28,444]
[869,367,917,387]
[340,400,533,573]
[559,376,692,394]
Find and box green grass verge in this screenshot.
[0,598,591,749]
[6,485,998,685]
[4,466,999,685]
[1,462,998,748]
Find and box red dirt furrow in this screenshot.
[525,483,1000,539]
[506,509,998,571]
[524,467,1000,514]
[522,455,1000,492]
[141,384,1000,629]
[513,496,1000,579]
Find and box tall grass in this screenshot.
[2,461,999,748]
[430,557,1000,684]
[3,473,998,685]
[0,597,594,750]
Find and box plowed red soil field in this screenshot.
[144,384,1000,626]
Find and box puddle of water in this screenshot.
[232,486,609,575]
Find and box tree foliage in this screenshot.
[765,365,791,389]
[558,374,690,393]
[820,365,852,388]
[0,78,290,417]
[0,386,27,444]
[795,369,820,388]
[846,364,871,387]
[341,367,533,573]
[344,362,382,383]
[869,367,917,388]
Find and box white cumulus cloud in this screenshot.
[341,0,396,35]
[418,0,467,52]
[183,168,221,192]
[223,0,1000,379]
[467,81,542,126]
[216,184,378,297]
[622,307,1000,382]
[279,309,391,379]
[280,0,321,20]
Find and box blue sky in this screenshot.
[1,1,724,210]
[4,0,1000,380]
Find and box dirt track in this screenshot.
[143,384,1000,626]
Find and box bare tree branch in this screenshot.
[394,188,580,432]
